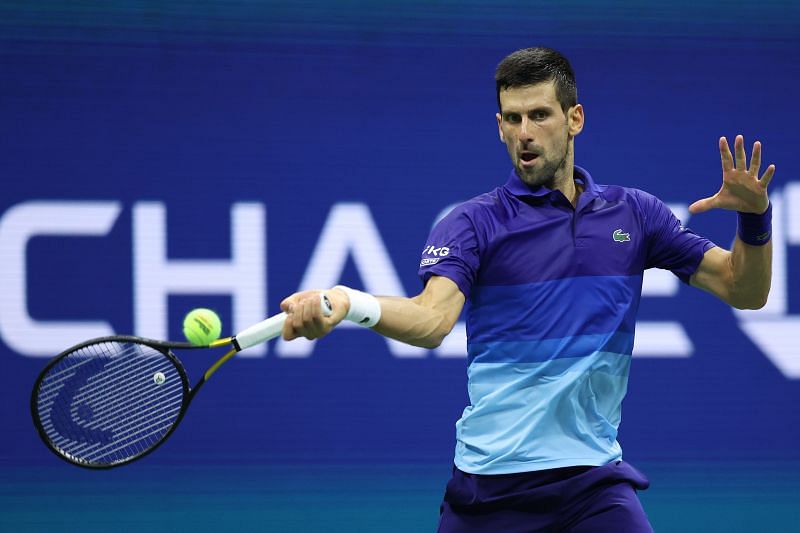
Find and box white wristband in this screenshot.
[333,285,381,327]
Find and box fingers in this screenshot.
[688,196,716,215]
[280,294,299,340]
[280,293,300,313]
[721,134,775,182]
[291,295,323,335]
[749,140,762,177]
[734,134,747,170]
[301,294,325,328]
[282,321,299,341]
[706,135,774,215]
[761,164,776,188]
[719,137,733,172]
[282,291,330,341]
[749,139,775,188]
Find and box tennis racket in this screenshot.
[31,293,332,469]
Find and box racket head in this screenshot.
[31,336,192,469]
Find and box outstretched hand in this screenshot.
[688,135,775,215]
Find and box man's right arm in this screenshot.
[371,275,465,348]
[280,275,465,349]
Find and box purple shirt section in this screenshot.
[417,166,716,474]
[418,166,715,299]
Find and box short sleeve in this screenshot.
[418,206,481,299]
[639,191,716,283]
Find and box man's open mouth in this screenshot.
[520,152,539,163]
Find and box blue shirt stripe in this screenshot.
[468,275,642,344]
[468,331,634,365]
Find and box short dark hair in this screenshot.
[495,47,577,112]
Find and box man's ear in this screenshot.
[496,112,506,143]
[568,104,584,137]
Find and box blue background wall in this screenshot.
[2,2,800,531]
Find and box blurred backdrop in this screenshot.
[2,1,799,531]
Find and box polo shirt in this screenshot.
[418,166,715,475]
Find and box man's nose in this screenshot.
[519,116,534,140]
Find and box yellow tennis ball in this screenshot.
[182,308,222,346]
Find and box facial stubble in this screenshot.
[512,121,571,190]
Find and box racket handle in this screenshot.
[234,312,287,350]
[233,293,333,351]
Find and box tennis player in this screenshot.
[280,47,774,532]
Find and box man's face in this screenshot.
[496,81,584,188]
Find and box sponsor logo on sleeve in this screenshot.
[420,245,450,267]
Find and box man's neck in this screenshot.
[553,161,579,207]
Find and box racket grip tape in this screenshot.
[233,293,333,351]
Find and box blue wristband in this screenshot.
[737,202,772,246]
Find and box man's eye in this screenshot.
[504,114,521,123]
[531,111,548,120]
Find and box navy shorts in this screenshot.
[437,461,653,532]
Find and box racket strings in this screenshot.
[56,365,182,459]
[35,341,186,466]
[44,346,182,464]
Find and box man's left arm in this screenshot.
[688,135,775,309]
[690,236,771,309]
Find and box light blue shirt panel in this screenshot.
[455,350,630,474]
